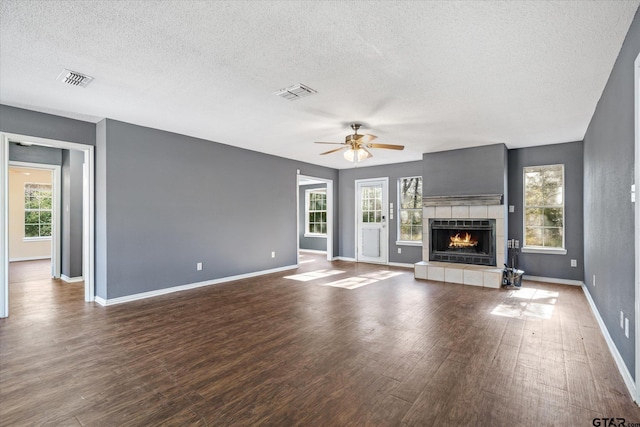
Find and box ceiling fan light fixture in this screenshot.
[344,148,368,162]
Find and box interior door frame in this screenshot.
[355,177,389,264]
[0,133,95,318]
[296,174,333,263]
[634,51,639,402]
[9,161,62,278]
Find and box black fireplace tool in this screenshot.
[502,239,524,288]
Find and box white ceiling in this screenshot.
[1,1,638,169]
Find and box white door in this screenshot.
[356,178,388,264]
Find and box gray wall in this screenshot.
[9,142,62,165]
[338,161,423,264]
[423,144,507,197]
[583,8,640,379]
[61,149,83,278]
[508,142,584,281]
[299,183,327,251]
[98,119,338,299]
[0,104,95,146]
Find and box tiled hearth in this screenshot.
[414,195,506,289]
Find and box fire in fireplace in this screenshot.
[429,219,496,266]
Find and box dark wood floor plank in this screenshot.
[2,257,639,425]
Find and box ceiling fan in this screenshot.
[315,123,404,162]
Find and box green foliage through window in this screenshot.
[398,177,422,241]
[24,183,52,238]
[523,165,564,248]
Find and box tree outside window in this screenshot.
[523,164,564,249]
[398,177,422,242]
[306,189,327,235]
[24,183,52,239]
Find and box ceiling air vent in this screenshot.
[57,69,93,88]
[274,83,317,101]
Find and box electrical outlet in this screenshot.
[621,311,625,328]
[271,251,275,258]
[625,318,629,338]
[570,259,577,267]
[196,262,203,271]
[397,247,402,254]
[593,274,596,287]
[508,205,515,213]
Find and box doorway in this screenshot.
[0,133,95,318]
[296,174,333,264]
[8,163,61,278]
[355,177,389,264]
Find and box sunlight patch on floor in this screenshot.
[358,271,403,280]
[322,276,378,290]
[284,269,344,282]
[491,287,558,320]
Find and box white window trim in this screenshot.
[522,164,566,252]
[23,236,52,242]
[397,176,423,245]
[304,188,327,237]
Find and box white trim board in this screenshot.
[61,274,83,283]
[583,284,636,401]
[388,262,414,269]
[522,275,583,286]
[633,50,640,404]
[299,249,327,254]
[94,264,298,306]
[9,256,51,262]
[334,256,356,262]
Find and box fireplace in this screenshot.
[429,219,496,266]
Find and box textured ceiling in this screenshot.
[1,1,638,169]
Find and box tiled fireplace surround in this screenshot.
[414,195,506,288]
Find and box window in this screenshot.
[523,164,564,251]
[305,189,327,236]
[398,177,422,243]
[24,183,52,239]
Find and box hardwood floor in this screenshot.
[1,255,639,426]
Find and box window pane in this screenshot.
[40,225,52,237]
[25,211,39,224]
[412,211,422,225]
[321,224,327,234]
[40,211,52,224]
[543,208,563,227]
[525,208,543,226]
[40,197,52,209]
[543,185,563,206]
[543,228,562,248]
[25,197,39,209]
[525,227,543,246]
[25,225,39,238]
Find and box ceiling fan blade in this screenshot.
[366,143,404,150]
[361,146,373,158]
[358,134,377,144]
[320,146,347,155]
[314,141,344,145]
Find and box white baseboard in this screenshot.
[582,284,636,400]
[388,262,414,269]
[94,264,298,306]
[523,275,583,286]
[299,249,327,254]
[9,256,51,262]
[334,256,356,262]
[61,274,83,283]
